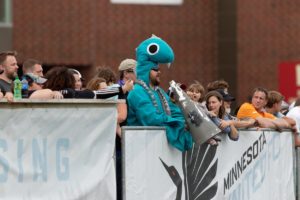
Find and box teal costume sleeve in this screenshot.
[127,86,193,151]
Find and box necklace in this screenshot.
[135,79,171,115]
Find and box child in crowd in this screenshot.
[86,77,107,91]
[186,81,223,145]
[186,81,205,105]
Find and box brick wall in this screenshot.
[13,0,218,91]
[13,0,300,104]
[237,0,300,102]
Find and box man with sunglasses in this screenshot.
[117,58,136,87]
[149,66,160,86]
[127,36,193,152]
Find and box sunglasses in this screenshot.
[126,69,135,73]
[151,68,160,72]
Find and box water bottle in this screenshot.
[21,78,29,98]
[13,76,22,99]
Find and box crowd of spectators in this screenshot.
[1,49,300,199]
[0,50,299,145]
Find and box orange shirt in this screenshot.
[237,103,276,119]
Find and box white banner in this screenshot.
[123,127,295,200]
[214,130,294,200]
[0,101,117,199]
[123,127,184,200]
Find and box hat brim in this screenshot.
[224,96,235,101]
[36,77,47,84]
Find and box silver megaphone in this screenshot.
[169,80,221,145]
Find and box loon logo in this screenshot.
[160,143,218,200]
[160,158,182,200]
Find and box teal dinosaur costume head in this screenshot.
[136,35,174,85]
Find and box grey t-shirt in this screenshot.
[0,79,12,93]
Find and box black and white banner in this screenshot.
[123,127,295,200]
[0,101,117,199]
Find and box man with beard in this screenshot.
[127,36,193,151]
[0,51,19,94]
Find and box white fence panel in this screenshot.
[123,127,295,200]
[0,100,118,200]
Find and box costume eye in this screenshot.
[147,43,159,55]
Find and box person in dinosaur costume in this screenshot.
[127,35,193,151]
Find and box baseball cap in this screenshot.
[118,59,137,71]
[216,89,235,101]
[24,73,47,84]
